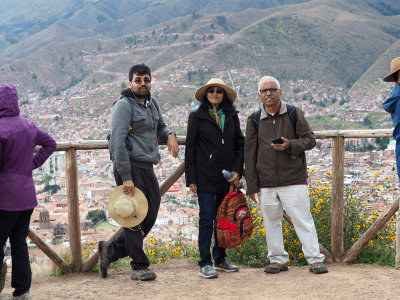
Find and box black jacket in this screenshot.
[185,105,244,194]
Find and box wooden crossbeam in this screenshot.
[283,212,333,263]
[28,228,71,274]
[343,197,399,263]
[81,162,186,272]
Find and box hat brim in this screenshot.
[195,83,237,103]
[383,66,400,82]
[108,186,148,228]
[383,72,397,82]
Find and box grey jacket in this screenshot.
[110,89,174,181]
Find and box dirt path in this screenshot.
[2,259,400,299]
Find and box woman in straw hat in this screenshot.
[185,78,244,278]
[383,56,400,182]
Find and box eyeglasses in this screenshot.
[132,77,151,84]
[259,88,279,94]
[207,88,224,94]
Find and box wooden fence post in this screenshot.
[331,135,345,262]
[65,148,82,271]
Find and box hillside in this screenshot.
[2,259,399,299]
[0,0,399,94]
[0,0,310,58]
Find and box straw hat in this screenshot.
[108,186,148,228]
[195,78,237,102]
[383,57,400,82]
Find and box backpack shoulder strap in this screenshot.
[250,105,297,133]
[250,109,262,131]
[286,103,297,133]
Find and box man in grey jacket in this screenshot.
[99,64,179,281]
[244,76,328,275]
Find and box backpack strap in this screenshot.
[250,109,261,130]
[250,103,297,133]
[286,103,297,134]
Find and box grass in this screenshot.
[95,221,118,230]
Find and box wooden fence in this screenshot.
[28,129,400,273]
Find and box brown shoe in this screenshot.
[98,241,110,278]
[309,262,328,274]
[264,262,289,274]
[131,268,157,281]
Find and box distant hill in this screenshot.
[0,0,399,93]
[0,0,310,59]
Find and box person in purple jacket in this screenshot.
[0,83,56,300]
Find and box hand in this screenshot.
[250,193,259,203]
[167,134,179,158]
[228,171,240,186]
[271,137,290,151]
[189,183,197,193]
[122,180,135,196]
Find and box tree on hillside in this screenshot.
[216,16,226,26]
[86,209,106,225]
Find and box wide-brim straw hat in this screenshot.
[383,57,400,82]
[195,78,237,102]
[108,186,148,228]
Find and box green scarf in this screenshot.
[208,108,225,131]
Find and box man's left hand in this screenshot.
[271,137,290,151]
[167,134,179,158]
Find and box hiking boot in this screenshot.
[309,262,328,274]
[199,265,218,279]
[264,262,289,274]
[12,292,31,300]
[214,261,239,272]
[0,261,6,293]
[130,269,156,281]
[98,241,110,278]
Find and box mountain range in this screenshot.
[0,0,399,94]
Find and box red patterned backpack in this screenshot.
[216,187,253,248]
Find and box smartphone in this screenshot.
[272,137,284,144]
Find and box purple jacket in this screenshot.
[0,83,57,211]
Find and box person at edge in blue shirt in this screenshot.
[382,57,400,183]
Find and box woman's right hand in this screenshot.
[189,183,197,193]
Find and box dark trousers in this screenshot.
[108,165,160,270]
[197,191,226,267]
[0,209,33,297]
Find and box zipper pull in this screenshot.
[210,154,212,159]
[273,119,276,125]
[222,139,224,144]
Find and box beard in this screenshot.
[132,87,150,99]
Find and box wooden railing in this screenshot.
[29,129,400,273]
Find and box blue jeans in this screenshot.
[197,191,226,267]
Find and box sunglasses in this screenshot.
[259,88,279,94]
[207,88,224,94]
[132,77,151,84]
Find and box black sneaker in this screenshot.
[214,261,239,272]
[0,260,6,293]
[98,241,110,278]
[309,262,328,274]
[264,262,289,274]
[131,268,157,281]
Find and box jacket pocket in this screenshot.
[132,113,147,131]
